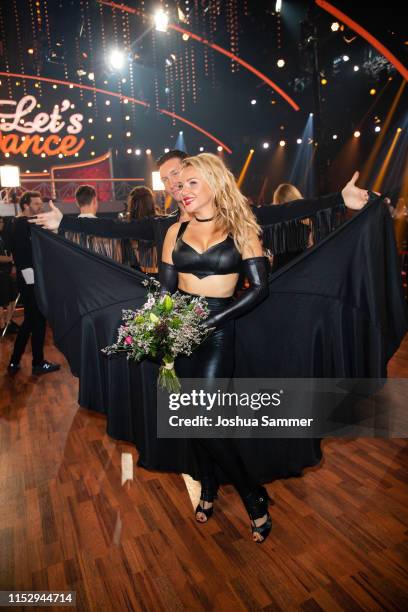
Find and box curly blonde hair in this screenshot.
[181,153,261,254]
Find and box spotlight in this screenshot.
[88,118,93,123]
[332,134,338,140]
[135,149,141,155]
[164,148,170,153]
[217,146,223,152]
[91,151,95,156]
[107,134,112,139]
[297,138,302,144]
[262,142,270,149]
[27,48,34,54]
[105,100,110,106]
[275,0,282,13]
[108,49,125,70]
[353,65,359,71]
[321,78,328,85]
[121,78,127,83]
[87,72,95,81]
[182,33,189,41]
[52,84,57,89]
[125,115,130,120]
[127,148,132,154]
[106,117,111,122]
[146,148,152,155]
[87,102,92,107]
[154,9,169,32]
[354,131,361,138]
[370,88,376,95]
[199,146,204,152]
[123,98,129,104]
[342,55,350,62]
[309,112,313,117]
[277,59,285,68]
[250,99,257,105]
[126,131,131,137]
[179,131,183,135]
[331,22,340,31]
[279,140,286,147]
[375,126,381,133]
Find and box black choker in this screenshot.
[195,215,214,222]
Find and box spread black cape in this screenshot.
[31,197,408,482]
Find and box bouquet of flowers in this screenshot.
[102,278,211,392]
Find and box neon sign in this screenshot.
[0,95,85,157]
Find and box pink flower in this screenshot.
[194,306,205,316]
[124,336,133,345]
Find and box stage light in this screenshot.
[321,78,328,85]
[91,151,95,156]
[58,153,63,158]
[122,78,127,83]
[309,112,313,116]
[275,0,282,13]
[88,118,93,123]
[375,126,381,133]
[87,102,92,107]
[127,148,132,154]
[331,22,340,31]
[4,153,10,158]
[123,99,129,104]
[277,59,285,68]
[125,115,130,121]
[105,100,110,106]
[154,9,168,32]
[70,104,75,109]
[250,99,257,105]
[332,134,338,139]
[146,148,152,155]
[353,65,359,71]
[135,149,141,155]
[354,131,361,138]
[39,136,44,142]
[108,49,125,70]
[74,153,79,157]
[107,134,112,139]
[279,140,286,147]
[90,135,95,140]
[25,170,30,173]
[342,55,350,62]
[182,33,189,41]
[297,138,302,144]
[41,153,46,157]
[217,146,223,152]
[106,117,111,122]
[126,131,131,137]
[152,171,165,191]
[370,88,376,95]
[69,84,74,89]
[0,165,20,187]
[164,148,170,153]
[199,147,204,152]
[179,131,183,135]
[87,72,95,81]
[34,83,39,88]
[262,142,270,149]
[42,169,47,173]
[27,48,34,54]
[397,127,402,132]
[52,84,57,89]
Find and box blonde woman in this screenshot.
[160,153,272,542]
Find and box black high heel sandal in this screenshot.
[195,476,219,523]
[243,486,272,543]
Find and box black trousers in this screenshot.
[176,292,257,498]
[10,283,46,366]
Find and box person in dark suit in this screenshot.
[7,192,60,375]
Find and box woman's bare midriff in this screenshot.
[177,271,239,298]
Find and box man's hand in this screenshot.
[341,171,371,210]
[28,200,63,230]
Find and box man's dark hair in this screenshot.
[19,191,41,211]
[75,185,97,208]
[156,149,188,168]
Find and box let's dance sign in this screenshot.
[0,95,85,157]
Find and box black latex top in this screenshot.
[172,221,241,278]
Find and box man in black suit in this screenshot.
[8,191,60,375]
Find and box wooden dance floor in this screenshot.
[1,323,408,611]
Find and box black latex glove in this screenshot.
[159,261,178,295]
[204,256,269,330]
